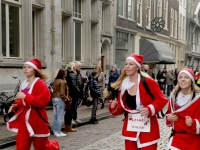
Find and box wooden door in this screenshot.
[101,56,104,72]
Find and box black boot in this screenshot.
[90,118,98,124]
[101,103,104,109]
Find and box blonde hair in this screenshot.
[111,69,150,90]
[65,62,76,73]
[35,69,49,81]
[94,65,102,72]
[172,82,200,96]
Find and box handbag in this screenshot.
[103,88,112,100]
[65,100,72,110]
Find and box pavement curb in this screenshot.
[0,112,112,149]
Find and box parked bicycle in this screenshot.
[1,76,21,123]
[0,91,9,115]
[45,79,53,106]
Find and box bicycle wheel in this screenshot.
[77,99,83,107]
[4,114,10,123]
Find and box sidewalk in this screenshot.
[0,102,111,149]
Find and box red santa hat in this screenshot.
[126,53,144,67]
[178,68,195,83]
[24,58,42,70]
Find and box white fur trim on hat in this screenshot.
[179,70,194,83]
[24,62,38,70]
[126,57,141,67]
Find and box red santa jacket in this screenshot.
[7,78,51,137]
[108,76,168,148]
[164,93,200,150]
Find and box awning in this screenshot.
[139,38,175,64]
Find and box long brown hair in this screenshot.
[35,69,48,80]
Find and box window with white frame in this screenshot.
[118,0,126,17]
[163,0,168,29]
[128,0,135,20]
[1,2,20,58]
[174,10,177,38]
[146,0,151,28]
[137,0,142,25]
[182,16,185,41]
[73,0,81,18]
[157,0,162,17]
[170,8,174,37]
[74,22,81,61]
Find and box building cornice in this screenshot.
[32,3,45,9]
[62,11,72,17]
[115,26,137,34]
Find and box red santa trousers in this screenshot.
[16,121,59,150]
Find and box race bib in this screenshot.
[127,113,150,132]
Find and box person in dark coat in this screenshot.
[107,66,120,102]
[148,68,155,79]
[161,68,167,94]
[88,71,101,124]
[64,62,83,132]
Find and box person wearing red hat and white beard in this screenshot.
[164,68,200,150]
[7,58,59,150]
[108,54,168,150]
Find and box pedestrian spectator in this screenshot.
[94,65,105,100]
[7,58,59,150]
[194,67,198,75]
[161,68,167,94]
[74,62,84,120]
[108,65,120,101]
[86,69,93,77]
[52,69,71,137]
[164,68,200,150]
[148,68,155,79]
[64,62,81,132]
[141,64,149,73]
[109,54,168,149]
[120,68,125,75]
[156,71,163,90]
[173,68,178,86]
[195,71,200,87]
[156,71,166,119]
[88,71,101,124]
[166,69,175,97]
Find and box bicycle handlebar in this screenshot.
[12,76,18,79]
[12,76,20,83]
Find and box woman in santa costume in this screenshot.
[164,68,200,150]
[109,53,168,150]
[7,58,59,150]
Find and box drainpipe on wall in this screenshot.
[51,0,56,79]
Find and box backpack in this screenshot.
[123,75,154,119]
[141,76,154,99]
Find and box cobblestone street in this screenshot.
[3,114,171,150]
